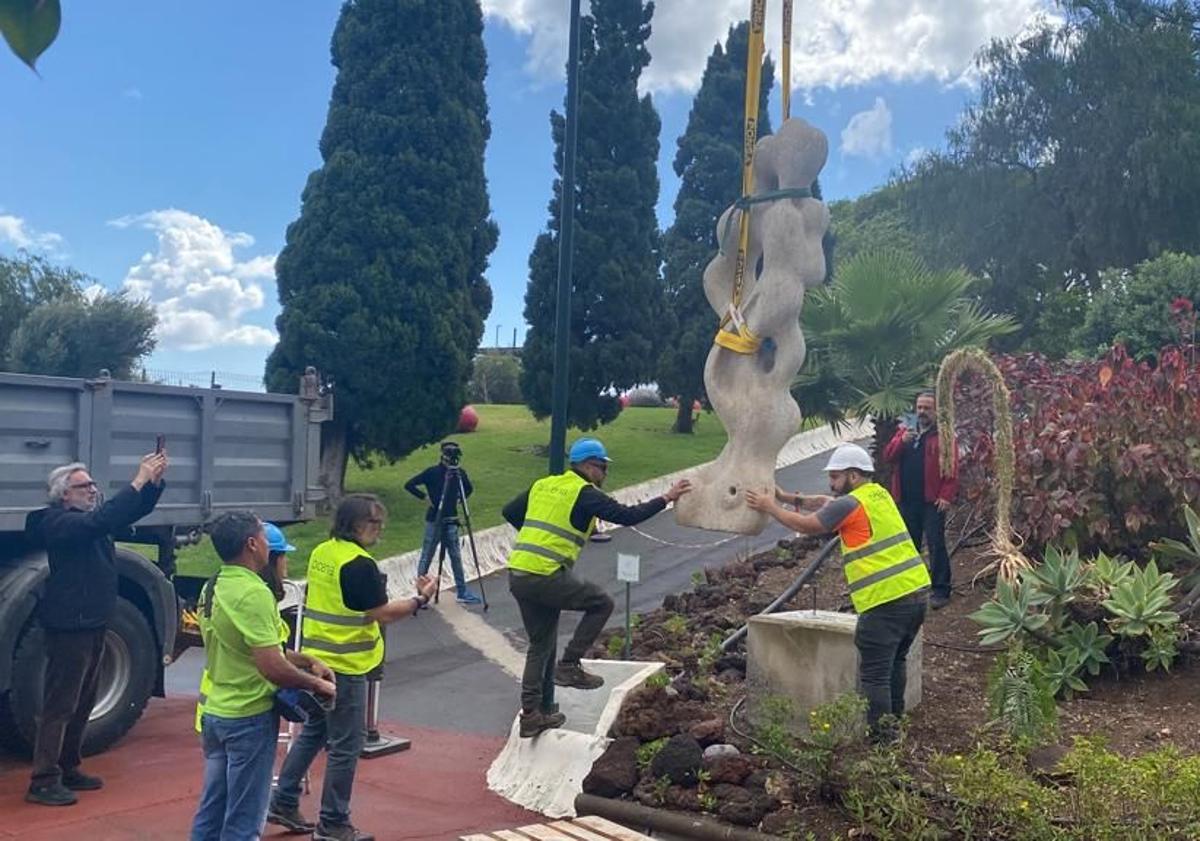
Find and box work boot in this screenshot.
[25,782,77,806]
[267,801,316,833]
[554,661,604,690]
[930,592,951,610]
[61,769,103,791]
[313,822,374,841]
[519,709,566,738]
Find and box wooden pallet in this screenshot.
[460,814,654,841]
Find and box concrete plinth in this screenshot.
[746,609,921,724]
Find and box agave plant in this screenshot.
[971,578,1051,646]
[1059,621,1112,677]
[1102,560,1179,638]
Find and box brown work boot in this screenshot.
[519,708,566,738]
[554,661,604,690]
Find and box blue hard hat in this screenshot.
[568,437,611,464]
[264,522,295,553]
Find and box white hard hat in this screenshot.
[824,443,875,473]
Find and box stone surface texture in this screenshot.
[675,118,830,534]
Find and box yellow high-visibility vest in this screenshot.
[841,482,931,613]
[507,471,595,576]
[300,538,384,675]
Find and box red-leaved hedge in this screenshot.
[953,345,1200,558]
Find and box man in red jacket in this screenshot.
[883,390,957,609]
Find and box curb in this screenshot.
[377,419,869,597]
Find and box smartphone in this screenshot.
[155,434,166,454]
[901,412,918,430]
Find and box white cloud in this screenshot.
[483,0,1050,93]
[0,212,65,254]
[905,145,929,168]
[109,209,278,352]
[841,97,893,159]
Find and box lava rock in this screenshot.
[760,808,804,836]
[703,743,740,760]
[705,754,755,785]
[688,718,724,745]
[663,784,702,813]
[649,734,704,785]
[712,783,772,826]
[582,737,640,797]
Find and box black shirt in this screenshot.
[899,429,927,507]
[502,470,667,534]
[25,482,164,630]
[404,464,474,523]
[339,555,389,612]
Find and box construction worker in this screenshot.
[746,443,930,741]
[502,438,692,738]
[194,522,295,733]
[268,494,437,841]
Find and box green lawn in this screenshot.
[174,404,734,580]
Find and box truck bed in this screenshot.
[0,371,329,534]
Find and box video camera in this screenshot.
[441,441,463,468]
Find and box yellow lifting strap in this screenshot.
[714,0,794,356]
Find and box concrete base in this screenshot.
[487,659,664,818]
[746,609,921,725]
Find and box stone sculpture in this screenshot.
[674,118,830,534]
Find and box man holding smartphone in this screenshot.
[882,390,958,609]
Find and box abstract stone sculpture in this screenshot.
[675,118,830,534]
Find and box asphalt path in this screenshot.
[165,447,840,738]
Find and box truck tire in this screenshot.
[0,597,157,757]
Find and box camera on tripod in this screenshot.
[441,441,463,468]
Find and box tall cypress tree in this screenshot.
[521,0,662,430]
[656,22,773,433]
[266,0,497,497]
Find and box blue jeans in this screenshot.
[272,672,367,828]
[191,710,278,841]
[417,520,469,596]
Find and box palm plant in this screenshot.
[793,250,1017,463]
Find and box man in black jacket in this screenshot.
[23,452,167,806]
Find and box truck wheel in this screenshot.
[0,598,157,757]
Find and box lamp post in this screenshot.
[548,0,582,475]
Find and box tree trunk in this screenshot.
[672,395,695,434]
[319,417,350,508]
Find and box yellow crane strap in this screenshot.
[782,0,792,121]
[715,0,767,355]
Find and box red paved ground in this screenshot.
[0,697,536,840]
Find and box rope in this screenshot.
[625,524,740,550]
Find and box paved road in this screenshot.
[166,447,840,738]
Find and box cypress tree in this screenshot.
[265,0,497,496]
[656,22,773,433]
[520,0,663,430]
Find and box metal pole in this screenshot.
[623,581,631,659]
[548,0,582,476]
[495,324,500,348]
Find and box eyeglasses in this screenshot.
[68,481,98,490]
[592,461,609,475]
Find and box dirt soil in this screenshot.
[586,531,1200,838]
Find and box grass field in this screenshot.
[173,404,734,579]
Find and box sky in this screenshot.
[0,0,1053,386]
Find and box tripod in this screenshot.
[426,466,489,610]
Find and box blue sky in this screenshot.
[1,1,1049,384]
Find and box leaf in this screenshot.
[0,0,60,70]
[1098,363,1113,388]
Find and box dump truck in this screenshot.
[0,368,330,756]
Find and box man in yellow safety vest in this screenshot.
[267,494,437,841]
[503,438,692,738]
[746,443,930,741]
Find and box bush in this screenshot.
[466,354,522,404]
[1079,252,1200,361]
[953,346,1200,558]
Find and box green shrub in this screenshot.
[635,737,667,770]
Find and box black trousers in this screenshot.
[32,627,106,786]
[900,501,952,597]
[855,593,927,736]
[509,568,613,714]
